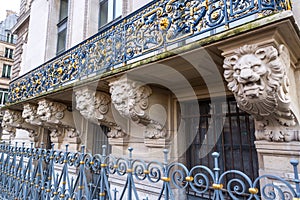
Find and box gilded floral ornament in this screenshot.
[159,18,170,31]
[223,44,298,142]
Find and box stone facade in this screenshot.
[4,0,300,198]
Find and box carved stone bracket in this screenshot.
[2,109,39,141]
[37,99,68,125]
[36,99,80,145]
[223,44,299,142]
[74,87,127,139]
[109,77,167,140]
[22,103,43,126]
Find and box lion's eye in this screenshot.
[235,69,240,75]
[251,65,260,71]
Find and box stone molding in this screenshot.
[74,87,126,139]
[109,78,166,139]
[223,44,298,142]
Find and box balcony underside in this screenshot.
[7,6,298,110]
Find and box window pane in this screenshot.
[2,65,6,77]
[59,0,68,21]
[9,49,13,59]
[0,92,3,105]
[6,34,10,43]
[4,48,8,58]
[7,65,11,78]
[57,28,67,54]
[3,93,8,104]
[99,0,108,27]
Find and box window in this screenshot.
[0,89,9,106]
[57,0,68,54]
[4,48,13,59]
[98,0,122,29]
[182,99,258,199]
[6,33,14,43]
[99,0,109,27]
[2,64,11,78]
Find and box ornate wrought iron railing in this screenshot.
[8,0,291,104]
[0,142,299,200]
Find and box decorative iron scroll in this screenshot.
[0,142,299,200]
[9,0,291,103]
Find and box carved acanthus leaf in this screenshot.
[66,128,80,138]
[223,44,297,142]
[49,128,63,138]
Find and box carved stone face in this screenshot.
[232,54,267,98]
[37,100,51,121]
[22,104,35,122]
[223,45,286,117]
[75,89,95,119]
[110,84,132,116]
[3,110,13,124]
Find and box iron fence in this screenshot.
[0,142,299,200]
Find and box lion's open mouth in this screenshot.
[243,80,264,97]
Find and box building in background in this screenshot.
[1,0,300,199]
[0,10,17,137]
[0,10,17,106]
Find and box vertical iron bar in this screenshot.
[290,159,300,197]
[127,147,133,200]
[212,152,221,200]
[163,149,170,200]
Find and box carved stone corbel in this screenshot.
[22,103,43,126]
[2,109,39,142]
[74,87,127,145]
[223,44,299,142]
[36,99,80,146]
[37,99,70,126]
[109,78,167,142]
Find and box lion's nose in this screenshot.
[240,68,253,80]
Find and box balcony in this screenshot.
[8,0,291,105]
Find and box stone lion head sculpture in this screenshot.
[37,99,66,121]
[223,44,288,119]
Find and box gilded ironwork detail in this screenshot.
[0,143,299,199]
[8,0,291,104]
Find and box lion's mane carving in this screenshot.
[37,99,67,123]
[223,44,297,141]
[22,103,43,125]
[75,88,127,138]
[109,78,166,139]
